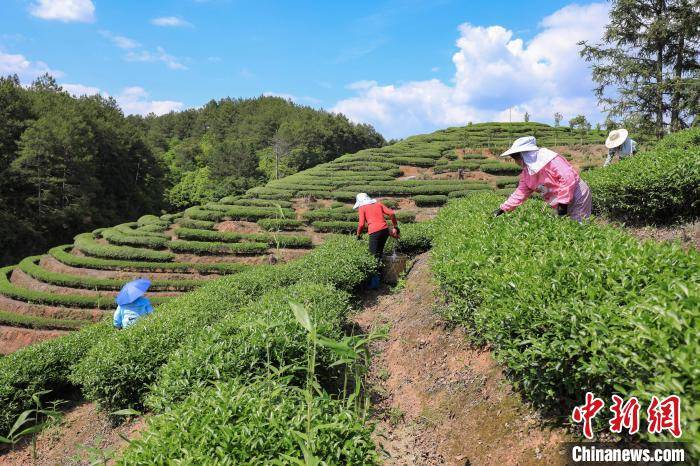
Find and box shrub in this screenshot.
[19,256,203,292]
[101,228,169,249]
[653,127,700,151]
[312,221,356,233]
[478,161,522,175]
[182,207,224,222]
[447,188,493,198]
[257,218,303,231]
[584,147,700,224]
[72,237,375,411]
[388,156,436,167]
[146,281,349,411]
[0,322,113,434]
[386,221,434,254]
[0,310,87,331]
[71,265,285,411]
[168,240,268,255]
[431,193,699,452]
[494,175,520,188]
[137,215,169,228]
[120,377,377,465]
[411,195,448,206]
[74,233,175,262]
[206,204,297,221]
[174,218,216,230]
[174,228,312,248]
[229,198,293,208]
[49,245,245,275]
[0,266,169,309]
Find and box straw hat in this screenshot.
[353,192,377,210]
[605,129,629,149]
[500,136,539,157]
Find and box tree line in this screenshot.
[0,75,384,265]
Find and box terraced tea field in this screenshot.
[0,122,606,354]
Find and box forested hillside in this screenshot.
[135,95,384,208]
[0,75,165,267]
[0,74,384,266]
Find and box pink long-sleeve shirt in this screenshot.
[500,155,580,212]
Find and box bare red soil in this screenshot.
[0,326,68,355]
[354,254,569,465]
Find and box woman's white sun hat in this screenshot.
[353,192,377,210]
[605,129,629,149]
[500,136,540,157]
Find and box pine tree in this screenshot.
[580,0,700,137]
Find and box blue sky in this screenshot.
[0,0,611,138]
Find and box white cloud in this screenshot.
[117,86,184,115]
[332,2,610,139]
[99,30,141,49]
[431,67,440,72]
[151,16,193,27]
[0,51,63,81]
[99,31,186,70]
[61,82,102,96]
[29,0,95,23]
[125,46,187,70]
[60,83,183,116]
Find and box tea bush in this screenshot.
[174,218,216,230]
[74,233,175,262]
[0,310,87,331]
[175,228,312,248]
[18,257,203,291]
[168,240,268,255]
[432,193,699,452]
[257,218,303,231]
[120,377,377,465]
[101,228,169,249]
[412,195,448,206]
[584,145,700,224]
[146,281,349,411]
[49,245,245,274]
[0,266,169,309]
[72,236,375,411]
[386,221,434,254]
[312,221,356,233]
[226,198,293,208]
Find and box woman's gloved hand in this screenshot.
[356,234,362,241]
[557,204,568,216]
[493,208,505,217]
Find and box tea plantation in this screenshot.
[3,123,698,461]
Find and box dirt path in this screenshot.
[0,402,144,465]
[354,253,569,465]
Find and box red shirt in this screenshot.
[357,203,397,236]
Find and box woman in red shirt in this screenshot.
[354,192,399,260]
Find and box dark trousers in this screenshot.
[369,228,390,260]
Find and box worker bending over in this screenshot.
[494,136,592,222]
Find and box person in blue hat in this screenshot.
[113,278,154,329]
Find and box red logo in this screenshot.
[647,395,682,438]
[572,392,605,439]
[609,395,641,435]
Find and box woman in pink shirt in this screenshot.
[494,136,592,221]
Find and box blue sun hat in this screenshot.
[116,278,151,306]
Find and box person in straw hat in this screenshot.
[604,129,636,167]
[494,136,592,222]
[354,192,399,289]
